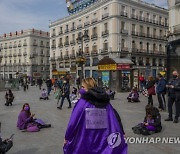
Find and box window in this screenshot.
[103,42,108,50]
[104,23,108,31]
[121,21,125,30]
[132,24,136,32]
[93,27,97,34]
[41,41,43,46]
[147,43,149,52]
[160,30,163,37]
[147,27,150,36]
[159,44,162,51]
[59,38,62,44]
[121,39,125,48]
[140,11,143,17]
[65,36,69,42]
[140,25,144,33]
[153,44,156,52]
[122,6,125,12]
[153,28,156,36]
[147,13,149,19]
[72,34,75,40]
[132,9,136,15]
[132,40,136,49]
[140,42,143,50]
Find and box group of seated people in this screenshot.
[127,87,140,102]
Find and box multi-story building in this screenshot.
[0,29,50,80]
[50,0,168,87]
[167,0,180,79]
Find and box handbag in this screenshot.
[147,85,156,95]
[142,89,149,97]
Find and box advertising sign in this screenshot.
[102,71,109,87]
[66,0,98,14]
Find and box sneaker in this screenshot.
[165,118,173,121]
[173,119,179,123]
[57,107,62,110]
[68,106,72,109]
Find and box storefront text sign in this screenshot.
[117,64,130,70]
[85,108,107,129]
[98,64,117,71]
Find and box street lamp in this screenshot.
[76,30,89,81]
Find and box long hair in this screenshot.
[82,77,97,90]
[22,103,31,116]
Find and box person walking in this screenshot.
[37,78,43,90]
[139,73,145,92]
[145,76,156,106]
[156,73,166,111]
[63,77,127,154]
[165,71,180,123]
[57,80,71,109]
[5,89,14,106]
[46,78,52,95]
[76,76,80,90]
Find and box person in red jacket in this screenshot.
[139,73,145,92]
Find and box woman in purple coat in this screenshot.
[17,103,35,130]
[64,78,127,154]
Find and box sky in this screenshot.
[0,0,168,35]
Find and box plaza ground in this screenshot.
[0,85,179,154]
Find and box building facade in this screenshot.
[167,0,180,79]
[49,0,168,81]
[0,29,50,80]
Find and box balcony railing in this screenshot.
[18,53,22,56]
[13,45,17,48]
[65,29,69,33]
[77,24,82,29]
[64,55,69,60]
[51,45,56,49]
[84,21,90,27]
[51,33,56,37]
[59,31,63,35]
[23,43,27,46]
[91,50,98,56]
[18,44,21,47]
[33,43,38,46]
[64,41,69,46]
[70,54,76,59]
[9,45,12,49]
[121,11,128,17]
[70,40,76,45]
[102,13,109,19]
[13,53,17,57]
[153,20,158,24]
[4,46,8,49]
[121,29,128,35]
[101,49,108,55]
[71,27,76,31]
[91,33,98,40]
[9,54,12,57]
[131,14,138,20]
[84,37,90,43]
[131,31,138,36]
[23,52,27,56]
[139,16,145,21]
[91,18,98,24]
[102,30,109,37]
[139,32,145,37]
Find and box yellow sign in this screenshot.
[52,71,67,75]
[98,64,117,71]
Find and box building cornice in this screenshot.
[50,0,168,28]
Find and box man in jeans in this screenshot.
[156,73,166,111]
[165,71,180,123]
[57,80,71,110]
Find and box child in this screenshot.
[40,89,49,100]
[127,87,139,102]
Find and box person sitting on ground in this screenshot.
[63,77,127,153]
[5,89,14,106]
[132,104,162,135]
[40,89,49,100]
[127,87,140,102]
[105,87,116,100]
[0,122,13,154]
[17,103,51,132]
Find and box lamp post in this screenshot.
[76,30,89,81]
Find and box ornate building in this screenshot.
[49,0,168,80]
[0,29,50,80]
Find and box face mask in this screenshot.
[24,106,30,111]
[172,75,177,79]
[79,88,86,95]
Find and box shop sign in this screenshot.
[117,64,130,70]
[98,64,117,71]
[52,71,67,75]
[33,72,41,77]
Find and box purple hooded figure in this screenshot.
[63,78,127,154]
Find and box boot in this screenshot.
[165,117,173,121]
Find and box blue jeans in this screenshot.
[47,87,51,95]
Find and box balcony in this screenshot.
[70,54,76,59]
[64,41,69,47]
[146,18,152,23]
[131,48,139,53]
[91,50,98,56]
[173,24,180,33]
[84,21,90,27]
[18,53,22,56]
[84,52,90,57]
[9,54,12,57]
[23,43,27,46]
[91,18,98,24]
[33,43,38,46]
[91,33,98,40]
[84,37,90,43]
[102,30,109,37]
[65,29,69,33]
[139,16,145,21]
[138,61,144,66]
[146,34,152,38]
[59,31,63,35]
[71,27,76,31]
[40,44,45,48]
[23,52,27,56]
[121,47,129,52]
[51,33,56,37]
[102,13,109,19]
[64,55,69,60]
[13,45,17,48]
[131,31,138,36]
[13,53,17,57]
[101,49,108,55]
[51,45,56,49]
[153,20,158,24]
[77,24,82,29]
[152,35,158,39]
[139,32,145,37]
[9,45,12,49]
[18,44,22,47]
[131,14,138,20]
[175,0,180,5]
[4,46,8,49]
[70,40,76,45]
[121,29,128,35]
[121,11,128,17]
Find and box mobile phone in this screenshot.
[9,134,14,140]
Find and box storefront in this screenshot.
[98,57,134,92]
[52,69,68,79]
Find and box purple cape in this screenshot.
[63,98,128,154]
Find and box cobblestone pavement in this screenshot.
[0,85,179,154]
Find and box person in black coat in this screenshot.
[145,76,155,106]
[5,89,14,106]
[165,71,180,123]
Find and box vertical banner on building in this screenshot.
[102,71,109,87]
